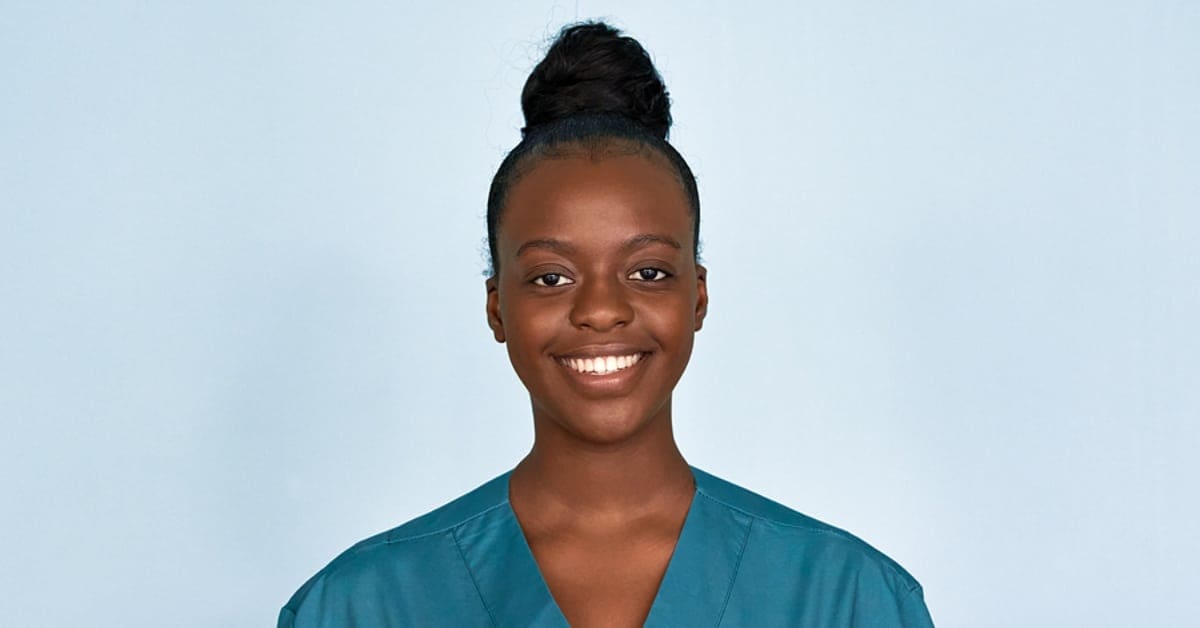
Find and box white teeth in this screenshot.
[561,353,644,375]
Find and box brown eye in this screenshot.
[532,273,573,287]
[629,268,670,282]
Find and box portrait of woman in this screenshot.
[6,4,1196,628]
[278,22,933,627]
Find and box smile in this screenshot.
[557,352,646,376]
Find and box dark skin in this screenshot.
[485,148,708,627]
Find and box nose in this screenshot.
[568,274,634,332]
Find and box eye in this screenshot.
[532,272,574,287]
[629,267,671,282]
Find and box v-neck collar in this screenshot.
[451,466,754,627]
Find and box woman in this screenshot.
[280,22,934,628]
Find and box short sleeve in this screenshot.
[898,586,935,627]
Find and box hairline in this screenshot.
[490,137,697,274]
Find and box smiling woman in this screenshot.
[279,21,934,628]
[488,154,704,448]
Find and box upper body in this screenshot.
[279,466,933,627]
[281,20,934,628]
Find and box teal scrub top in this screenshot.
[279,467,934,627]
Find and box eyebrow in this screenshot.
[515,238,576,258]
[515,233,682,258]
[621,233,683,252]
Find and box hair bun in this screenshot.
[521,22,672,140]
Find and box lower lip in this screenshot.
[555,353,650,395]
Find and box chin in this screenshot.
[542,399,665,447]
[571,416,650,446]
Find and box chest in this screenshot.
[527,531,679,628]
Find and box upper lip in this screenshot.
[552,343,652,359]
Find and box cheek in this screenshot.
[502,298,563,360]
[637,293,697,349]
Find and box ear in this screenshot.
[694,264,708,332]
[485,276,506,343]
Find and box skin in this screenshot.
[485,148,708,627]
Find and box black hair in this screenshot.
[485,22,700,274]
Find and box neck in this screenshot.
[509,402,694,523]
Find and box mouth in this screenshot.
[555,352,649,376]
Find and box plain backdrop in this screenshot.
[3,2,1197,626]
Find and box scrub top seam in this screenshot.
[385,500,510,545]
[450,525,500,628]
[694,488,920,590]
[713,516,754,628]
[897,585,931,625]
[694,488,787,528]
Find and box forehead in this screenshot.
[499,153,692,253]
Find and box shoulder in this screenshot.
[691,466,924,594]
[279,471,511,622]
[380,471,511,543]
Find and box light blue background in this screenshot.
[2,2,1197,626]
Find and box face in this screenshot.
[486,150,707,446]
